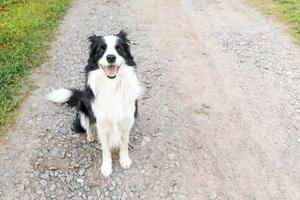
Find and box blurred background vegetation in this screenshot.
[250,0,300,43]
[0,0,71,136]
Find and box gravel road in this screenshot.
[0,0,300,199]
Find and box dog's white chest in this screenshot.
[88,68,141,122]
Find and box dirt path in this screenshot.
[0,0,299,199]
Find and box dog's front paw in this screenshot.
[101,162,112,177]
[86,133,96,143]
[120,155,132,169]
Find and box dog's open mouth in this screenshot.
[102,65,120,79]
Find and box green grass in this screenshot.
[249,0,300,44]
[0,0,71,136]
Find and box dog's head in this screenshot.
[88,30,135,79]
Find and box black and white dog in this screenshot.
[46,31,142,177]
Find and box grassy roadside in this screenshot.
[0,0,71,136]
[248,0,300,44]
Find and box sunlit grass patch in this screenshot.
[0,0,71,136]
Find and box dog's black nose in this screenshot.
[106,54,116,63]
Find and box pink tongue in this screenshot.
[106,67,117,77]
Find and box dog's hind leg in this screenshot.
[79,112,96,142]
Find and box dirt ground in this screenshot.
[0,0,299,199]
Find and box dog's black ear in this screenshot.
[117,30,130,44]
[88,34,98,52]
[117,31,136,66]
[88,34,102,50]
[88,34,98,43]
[87,34,103,64]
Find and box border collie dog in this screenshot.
[47,31,142,177]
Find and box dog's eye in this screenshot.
[116,45,121,51]
[100,45,106,50]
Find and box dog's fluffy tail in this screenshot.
[46,88,82,107]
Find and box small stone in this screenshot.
[210,192,218,200]
[72,196,83,200]
[54,171,59,177]
[49,184,56,192]
[79,168,85,176]
[142,94,150,99]
[202,103,210,109]
[153,185,160,193]
[137,165,143,170]
[40,180,47,186]
[95,144,102,151]
[49,171,54,177]
[76,178,84,183]
[97,189,101,197]
[26,187,31,193]
[116,177,122,185]
[59,175,66,182]
[70,160,80,168]
[67,193,73,198]
[17,184,25,192]
[112,195,117,200]
[89,180,101,187]
[87,196,94,200]
[153,71,161,77]
[48,166,57,170]
[109,186,114,191]
[129,192,134,198]
[36,189,44,195]
[40,172,49,180]
[152,131,162,137]
[146,82,152,88]
[168,153,176,160]
[121,192,127,200]
[57,189,64,195]
[111,180,116,186]
[84,185,91,192]
[66,174,73,183]
[141,136,151,146]
[153,163,158,168]
[130,143,140,150]
[70,181,81,190]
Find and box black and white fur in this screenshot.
[46,31,142,177]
